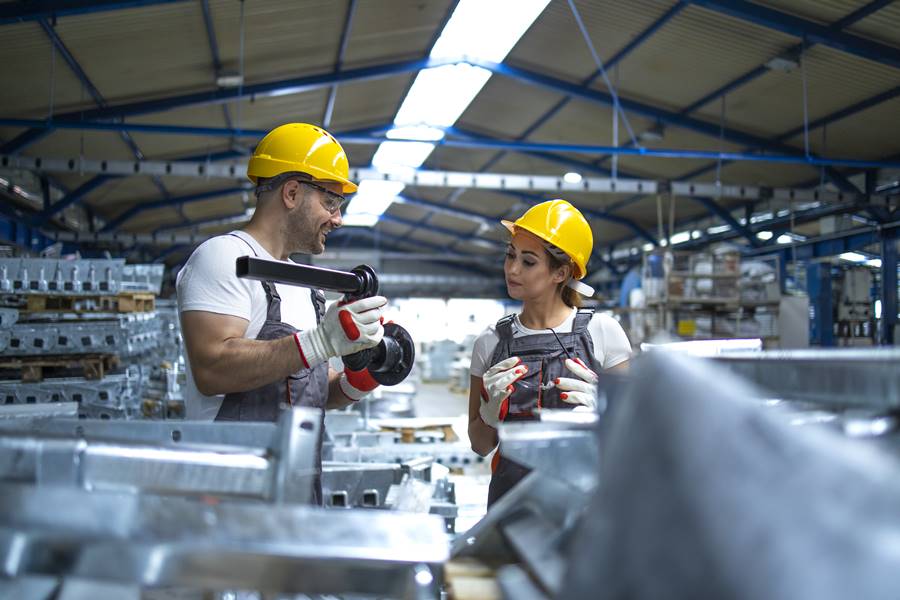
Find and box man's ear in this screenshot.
[281,179,302,209]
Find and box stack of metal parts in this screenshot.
[0,407,450,599]
[0,257,183,419]
[324,412,461,532]
[452,348,900,600]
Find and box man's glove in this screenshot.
[480,356,527,428]
[555,357,598,410]
[339,366,379,401]
[294,296,387,369]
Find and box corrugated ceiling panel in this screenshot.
[752,0,848,24]
[326,74,415,133]
[849,3,900,46]
[509,0,677,83]
[783,98,900,160]
[210,0,341,84]
[693,45,900,143]
[614,5,796,112]
[0,22,89,117]
[55,2,212,104]
[26,130,135,161]
[342,0,453,66]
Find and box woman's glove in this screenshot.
[555,357,598,410]
[480,356,527,427]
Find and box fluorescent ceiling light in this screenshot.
[670,231,691,245]
[691,230,702,239]
[430,0,552,63]
[756,230,773,241]
[642,242,654,252]
[876,299,882,319]
[839,252,867,263]
[564,172,583,184]
[866,258,883,268]
[776,234,794,244]
[707,224,731,235]
[344,179,404,224]
[394,63,492,128]
[357,0,550,227]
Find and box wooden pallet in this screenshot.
[375,418,461,444]
[0,354,119,383]
[24,292,155,314]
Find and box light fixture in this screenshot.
[776,234,793,244]
[756,230,773,241]
[638,121,665,143]
[866,258,883,268]
[764,53,799,73]
[344,0,551,225]
[216,73,244,88]
[670,231,691,245]
[563,172,582,184]
[839,252,867,263]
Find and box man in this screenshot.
[176,122,385,435]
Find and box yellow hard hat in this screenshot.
[502,199,593,279]
[247,123,357,194]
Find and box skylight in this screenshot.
[342,0,551,226]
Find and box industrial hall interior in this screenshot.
[0,0,899,598]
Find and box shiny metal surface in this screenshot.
[0,407,320,503]
[711,348,900,409]
[0,402,78,419]
[498,411,600,494]
[0,482,448,597]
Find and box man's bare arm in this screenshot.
[180,310,303,396]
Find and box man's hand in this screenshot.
[555,357,598,410]
[480,356,527,428]
[338,365,379,401]
[295,296,387,368]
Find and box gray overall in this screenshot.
[215,234,330,504]
[487,308,597,506]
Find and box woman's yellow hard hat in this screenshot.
[502,199,593,279]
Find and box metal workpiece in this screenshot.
[0,258,163,295]
[560,351,900,600]
[0,307,17,328]
[0,372,143,418]
[2,312,161,356]
[710,347,900,410]
[498,411,601,494]
[0,402,78,420]
[0,407,320,504]
[0,482,448,598]
[323,461,403,508]
[237,255,378,298]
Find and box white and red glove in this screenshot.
[339,366,379,402]
[480,356,528,428]
[294,296,387,369]
[555,357,598,411]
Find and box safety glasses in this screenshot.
[302,181,347,215]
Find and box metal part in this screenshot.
[0,258,162,295]
[0,482,447,598]
[0,402,78,420]
[710,348,900,410]
[2,313,160,356]
[0,407,320,504]
[0,373,143,418]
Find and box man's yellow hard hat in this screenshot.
[247,123,357,194]
[502,199,593,279]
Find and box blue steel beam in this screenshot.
[685,0,900,70]
[0,0,189,25]
[687,196,758,246]
[322,0,357,128]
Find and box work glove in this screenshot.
[294,296,387,369]
[339,365,379,402]
[480,356,528,428]
[555,357,599,411]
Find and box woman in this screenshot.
[468,199,631,506]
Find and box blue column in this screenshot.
[807,262,834,346]
[881,229,898,345]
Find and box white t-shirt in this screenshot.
[176,230,319,420]
[469,309,632,378]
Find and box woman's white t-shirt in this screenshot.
[469,309,632,378]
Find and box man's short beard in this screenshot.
[284,189,324,255]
